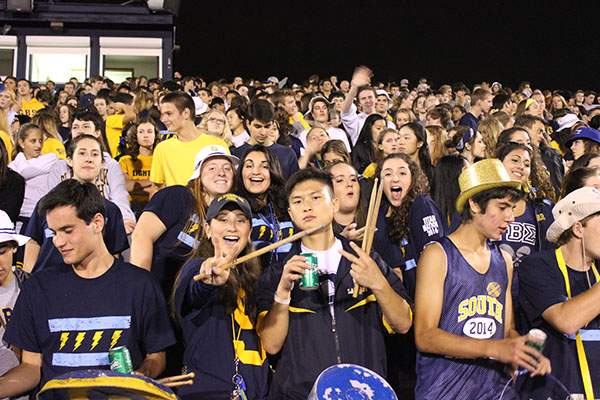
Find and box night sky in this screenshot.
[174,1,600,92]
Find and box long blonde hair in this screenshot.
[0,108,11,142]
[32,112,61,141]
[478,117,504,158]
[425,125,448,166]
[197,109,233,146]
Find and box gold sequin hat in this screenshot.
[455,159,522,213]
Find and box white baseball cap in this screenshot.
[188,144,239,182]
[547,187,600,243]
[0,210,30,246]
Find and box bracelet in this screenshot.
[274,293,291,305]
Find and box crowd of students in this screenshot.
[0,65,600,399]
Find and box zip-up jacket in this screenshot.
[256,235,412,399]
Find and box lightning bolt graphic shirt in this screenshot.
[4,258,176,388]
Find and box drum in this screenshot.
[308,364,398,400]
[37,369,178,400]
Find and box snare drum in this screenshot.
[308,363,397,400]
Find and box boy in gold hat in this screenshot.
[413,159,551,399]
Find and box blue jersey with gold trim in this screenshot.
[415,236,516,399]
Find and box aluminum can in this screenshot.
[526,328,547,361]
[299,252,319,291]
[109,346,134,374]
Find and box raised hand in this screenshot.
[351,66,373,88]
[340,223,366,243]
[200,234,240,286]
[339,241,386,291]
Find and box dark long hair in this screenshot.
[400,122,434,182]
[561,167,600,198]
[376,153,429,244]
[126,117,160,161]
[356,114,386,163]
[273,106,293,147]
[233,145,289,220]
[497,128,557,203]
[572,152,600,170]
[172,231,262,322]
[431,154,466,223]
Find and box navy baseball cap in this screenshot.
[205,193,252,222]
[567,126,600,145]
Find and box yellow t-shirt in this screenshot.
[290,113,311,130]
[150,134,229,187]
[42,137,66,159]
[20,98,44,117]
[105,114,124,158]
[119,154,153,202]
[0,130,13,163]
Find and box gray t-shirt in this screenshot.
[0,273,23,400]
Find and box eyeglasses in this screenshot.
[207,117,225,125]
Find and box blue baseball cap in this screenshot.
[205,193,252,222]
[567,127,600,145]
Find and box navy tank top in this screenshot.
[415,236,517,399]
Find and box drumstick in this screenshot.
[157,372,195,384]
[353,179,382,298]
[365,180,384,253]
[163,379,193,388]
[193,224,326,281]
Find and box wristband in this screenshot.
[274,293,291,305]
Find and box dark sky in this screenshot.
[174,1,600,92]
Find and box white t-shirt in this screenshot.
[301,238,343,316]
[232,131,250,148]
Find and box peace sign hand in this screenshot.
[200,234,240,286]
[339,241,386,291]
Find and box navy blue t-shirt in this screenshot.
[173,259,268,400]
[493,201,555,333]
[142,185,198,296]
[519,250,600,398]
[289,135,303,159]
[26,198,129,274]
[4,258,176,388]
[231,142,299,179]
[373,195,445,298]
[458,112,480,133]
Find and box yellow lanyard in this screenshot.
[555,248,599,400]
[231,299,243,360]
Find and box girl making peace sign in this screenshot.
[173,194,268,400]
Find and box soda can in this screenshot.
[299,252,319,291]
[109,346,134,374]
[526,328,547,361]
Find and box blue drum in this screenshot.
[308,364,397,400]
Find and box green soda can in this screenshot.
[526,328,547,361]
[109,346,133,374]
[299,252,319,291]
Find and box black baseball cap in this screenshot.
[205,193,252,222]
